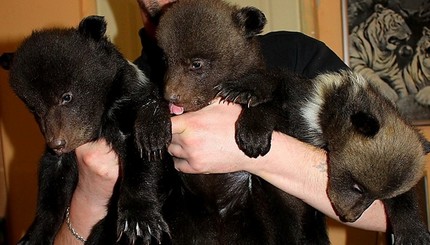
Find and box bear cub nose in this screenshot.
[48,139,67,155]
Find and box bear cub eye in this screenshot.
[60,92,73,105]
[352,183,364,195]
[190,58,204,70]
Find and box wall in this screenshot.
[96,0,143,61]
[0,1,96,243]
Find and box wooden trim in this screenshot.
[0,125,6,218]
[299,0,319,38]
[316,0,344,60]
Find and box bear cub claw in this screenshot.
[215,71,277,108]
[117,208,169,245]
[216,82,266,108]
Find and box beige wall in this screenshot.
[96,0,143,60]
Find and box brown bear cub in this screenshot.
[157,0,327,244]
[10,16,171,244]
[157,0,430,244]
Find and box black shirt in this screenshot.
[258,31,349,78]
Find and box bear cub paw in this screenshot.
[235,107,275,158]
[117,207,169,245]
[134,100,172,161]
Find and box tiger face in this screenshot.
[370,4,411,51]
[417,27,430,70]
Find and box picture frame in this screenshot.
[342,0,430,124]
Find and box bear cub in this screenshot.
[10,16,171,244]
[157,0,328,244]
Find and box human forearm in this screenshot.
[248,132,387,232]
[54,140,118,244]
[169,101,388,232]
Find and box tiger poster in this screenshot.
[346,0,430,123]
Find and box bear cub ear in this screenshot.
[418,135,430,154]
[233,7,267,38]
[350,111,380,137]
[78,15,107,41]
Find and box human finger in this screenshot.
[167,142,186,159]
[171,115,188,135]
[173,157,202,174]
[76,139,119,179]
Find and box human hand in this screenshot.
[54,139,119,242]
[168,100,259,174]
[74,139,119,207]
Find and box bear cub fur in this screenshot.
[9,16,171,244]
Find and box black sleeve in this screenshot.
[134,28,166,89]
[257,31,349,79]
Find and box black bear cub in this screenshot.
[9,16,171,244]
[157,0,430,244]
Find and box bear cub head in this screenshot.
[312,71,430,222]
[9,16,132,154]
[157,0,266,113]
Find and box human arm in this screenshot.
[54,139,119,244]
[53,100,386,244]
[168,100,388,232]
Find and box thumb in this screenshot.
[171,115,187,135]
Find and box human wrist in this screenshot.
[67,187,108,240]
[245,133,329,218]
[65,206,87,243]
[54,190,108,244]
[249,132,387,232]
[74,140,118,206]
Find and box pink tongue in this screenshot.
[169,103,184,115]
